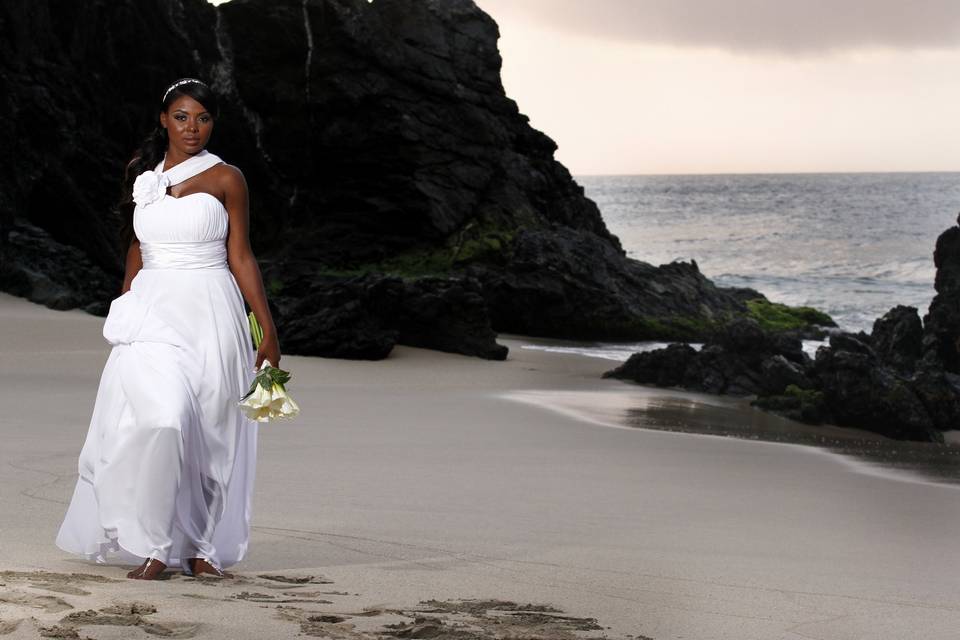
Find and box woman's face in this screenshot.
[159,94,214,155]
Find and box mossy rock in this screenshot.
[313,218,523,279]
[745,298,836,332]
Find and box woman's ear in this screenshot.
[159,110,167,129]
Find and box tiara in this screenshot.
[162,78,208,103]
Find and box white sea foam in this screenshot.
[521,338,826,362]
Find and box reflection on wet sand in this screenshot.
[502,388,960,487]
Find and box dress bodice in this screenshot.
[132,150,230,270]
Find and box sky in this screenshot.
[473,0,960,175]
[207,0,960,175]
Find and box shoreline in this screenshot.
[506,333,960,489]
[3,292,960,639]
[500,386,960,490]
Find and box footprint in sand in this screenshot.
[0,619,23,635]
[270,597,645,640]
[3,570,640,639]
[0,589,73,613]
[60,602,200,639]
[234,590,334,604]
[37,624,83,639]
[257,574,333,585]
[0,570,116,600]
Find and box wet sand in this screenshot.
[2,291,959,639]
[503,385,960,488]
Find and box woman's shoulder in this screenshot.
[210,160,244,179]
[210,161,248,195]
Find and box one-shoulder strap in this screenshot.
[154,149,224,187]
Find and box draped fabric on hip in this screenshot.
[56,149,259,570]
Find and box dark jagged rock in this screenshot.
[600,343,700,389]
[0,0,832,359]
[871,305,923,371]
[0,220,115,314]
[605,218,960,441]
[466,226,748,341]
[390,276,508,360]
[759,355,812,395]
[602,317,809,396]
[276,273,400,360]
[751,385,826,424]
[709,316,808,367]
[810,332,941,442]
[910,363,960,432]
[268,268,506,360]
[922,212,960,373]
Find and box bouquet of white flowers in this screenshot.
[238,312,300,422]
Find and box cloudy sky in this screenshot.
[473,0,960,175]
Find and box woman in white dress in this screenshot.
[55,77,281,580]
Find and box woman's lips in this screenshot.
[184,138,200,144]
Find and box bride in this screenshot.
[55,77,280,580]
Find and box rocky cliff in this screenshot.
[0,0,828,359]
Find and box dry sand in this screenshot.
[1,290,959,640]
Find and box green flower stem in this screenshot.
[242,311,293,402]
[248,311,264,349]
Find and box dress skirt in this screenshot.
[56,263,258,570]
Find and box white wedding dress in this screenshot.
[56,150,258,571]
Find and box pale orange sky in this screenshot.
[475,0,960,175]
[209,0,960,175]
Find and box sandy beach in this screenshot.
[2,289,959,640]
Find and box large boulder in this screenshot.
[270,270,507,360]
[603,317,810,396]
[601,343,701,389]
[466,226,748,341]
[922,213,960,373]
[810,332,941,442]
[872,305,923,372]
[0,220,115,314]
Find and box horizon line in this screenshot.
[572,169,960,178]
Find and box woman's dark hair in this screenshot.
[116,78,221,250]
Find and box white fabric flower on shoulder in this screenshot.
[132,169,171,208]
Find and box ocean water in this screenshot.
[522,172,960,362]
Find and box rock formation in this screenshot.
[605,215,960,443]
[922,213,960,373]
[0,0,827,359]
[602,317,811,396]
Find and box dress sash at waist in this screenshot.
[140,240,228,270]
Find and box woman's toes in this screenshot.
[189,558,226,577]
[138,559,167,580]
[127,558,167,580]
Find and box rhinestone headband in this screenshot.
[162,78,208,103]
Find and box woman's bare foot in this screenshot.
[126,558,167,580]
[186,557,230,578]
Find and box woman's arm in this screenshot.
[221,165,281,370]
[120,237,143,294]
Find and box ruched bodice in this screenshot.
[134,192,229,270]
